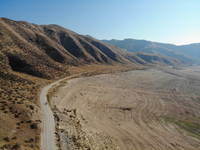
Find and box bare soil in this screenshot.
[51,66,200,150]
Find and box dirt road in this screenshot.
[40,80,60,150]
[49,67,200,150]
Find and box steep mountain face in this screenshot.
[103,39,199,64]
[0,18,133,80]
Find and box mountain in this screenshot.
[0,18,134,79]
[177,43,200,61]
[102,39,199,64]
[124,52,179,66]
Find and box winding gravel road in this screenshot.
[40,81,60,150]
[39,75,79,150]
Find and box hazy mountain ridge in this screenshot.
[103,39,200,64]
[125,52,179,65]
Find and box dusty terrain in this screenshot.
[50,66,200,150]
[0,17,199,150]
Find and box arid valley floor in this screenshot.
[46,66,200,150]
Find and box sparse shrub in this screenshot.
[29,105,34,110]
[11,143,20,150]
[30,123,38,129]
[3,137,10,142]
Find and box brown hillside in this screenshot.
[0,17,131,79]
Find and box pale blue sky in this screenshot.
[1,0,200,45]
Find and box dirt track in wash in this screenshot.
[50,66,200,150]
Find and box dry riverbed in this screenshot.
[50,67,200,150]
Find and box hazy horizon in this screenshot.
[1,0,200,45]
[101,38,200,46]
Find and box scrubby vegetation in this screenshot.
[0,72,42,149]
[176,120,200,139]
[163,116,200,140]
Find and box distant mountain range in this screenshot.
[102,39,200,64]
